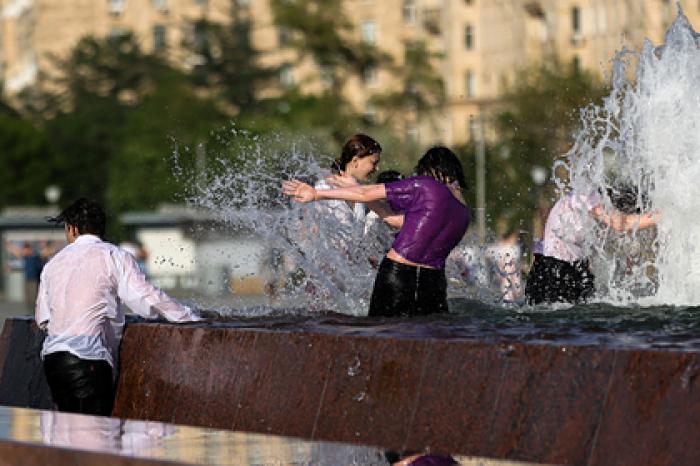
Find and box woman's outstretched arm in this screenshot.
[590,205,661,232]
[324,174,404,228]
[283,180,387,203]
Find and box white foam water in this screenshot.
[561,7,700,305]
[174,128,377,315]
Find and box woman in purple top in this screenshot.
[283,147,471,317]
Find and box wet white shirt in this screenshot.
[314,178,367,231]
[35,234,200,368]
[543,192,602,263]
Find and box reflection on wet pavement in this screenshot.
[0,405,541,465]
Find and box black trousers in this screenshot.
[368,257,449,317]
[525,254,595,305]
[43,352,114,416]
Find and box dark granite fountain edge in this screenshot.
[114,322,700,466]
[1,316,699,466]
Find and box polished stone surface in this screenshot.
[0,405,390,465]
[113,321,700,466]
[0,405,531,466]
[1,315,699,465]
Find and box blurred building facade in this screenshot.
[0,0,697,144]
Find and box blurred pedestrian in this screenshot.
[21,242,44,313]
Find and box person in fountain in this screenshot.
[296,134,382,307]
[525,186,660,305]
[35,198,201,416]
[365,169,404,268]
[316,133,382,226]
[284,146,470,317]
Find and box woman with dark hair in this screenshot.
[283,146,471,317]
[314,133,382,231]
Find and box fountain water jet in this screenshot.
[561,8,700,306]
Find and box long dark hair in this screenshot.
[332,134,382,173]
[415,146,467,190]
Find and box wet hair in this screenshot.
[49,198,106,238]
[332,134,382,173]
[376,169,403,184]
[415,146,467,190]
[605,185,649,214]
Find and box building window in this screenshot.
[278,27,291,47]
[361,20,377,44]
[193,21,208,51]
[153,25,166,50]
[465,70,475,98]
[405,122,418,141]
[320,66,334,89]
[108,27,128,43]
[468,116,478,141]
[364,102,378,124]
[572,6,581,34]
[572,55,581,72]
[464,0,473,4]
[464,24,474,50]
[403,0,417,24]
[151,0,167,11]
[108,0,125,15]
[363,64,378,86]
[280,64,294,87]
[236,0,249,6]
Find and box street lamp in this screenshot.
[44,185,61,205]
[530,166,547,186]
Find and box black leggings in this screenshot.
[368,257,448,317]
[43,352,114,416]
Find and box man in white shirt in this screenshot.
[36,198,201,416]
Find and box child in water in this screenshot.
[525,185,660,305]
[284,146,471,317]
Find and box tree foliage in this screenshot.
[188,14,280,116]
[12,33,224,235]
[0,103,55,208]
[459,62,607,239]
[372,41,445,123]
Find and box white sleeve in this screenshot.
[35,269,51,329]
[115,250,201,323]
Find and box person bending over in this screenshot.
[36,198,201,416]
[284,146,471,317]
[525,186,660,305]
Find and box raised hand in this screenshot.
[282,180,317,203]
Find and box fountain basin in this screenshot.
[1,311,699,465]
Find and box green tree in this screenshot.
[460,62,607,239]
[106,66,225,215]
[0,103,55,208]
[372,41,445,125]
[270,0,389,141]
[187,12,280,116]
[20,33,224,231]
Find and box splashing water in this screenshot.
[561,8,700,305]
[173,128,378,315]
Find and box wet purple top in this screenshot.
[385,176,471,269]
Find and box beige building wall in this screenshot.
[1,0,699,144]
